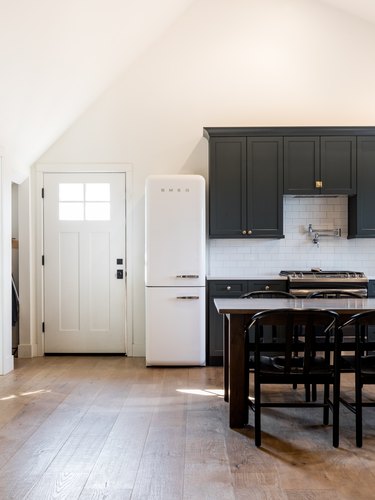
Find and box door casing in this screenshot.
[34,163,133,357]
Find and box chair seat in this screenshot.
[341,354,375,375]
[251,353,330,374]
[270,355,329,374]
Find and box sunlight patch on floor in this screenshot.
[0,388,52,401]
[176,388,224,397]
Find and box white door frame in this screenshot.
[34,163,133,357]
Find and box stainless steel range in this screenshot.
[280,269,368,298]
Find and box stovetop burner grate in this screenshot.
[280,270,367,280]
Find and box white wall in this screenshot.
[35,0,375,356]
[0,159,14,374]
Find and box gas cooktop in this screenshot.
[280,270,367,280]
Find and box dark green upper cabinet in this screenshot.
[204,126,375,239]
[209,137,246,238]
[208,136,284,238]
[348,137,375,238]
[284,136,356,195]
[247,137,283,238]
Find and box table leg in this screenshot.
[229,314,249,428]
[224,314,229,402]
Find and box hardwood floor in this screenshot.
[1,356,375,499]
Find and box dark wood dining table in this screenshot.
[214,297,375,428]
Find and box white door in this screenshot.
[43,172,126,353]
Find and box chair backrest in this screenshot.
[306,289,363,299]
[249,308,339,375]
[241,291,296,342]
[241,290,296,299]
[339,310,375,350]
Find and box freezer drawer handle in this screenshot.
[176,274,199,279]
[176,296,200,300]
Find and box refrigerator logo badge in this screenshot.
[160,188,190,192]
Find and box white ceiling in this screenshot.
[0,0,194,177]
[0,0,374,178]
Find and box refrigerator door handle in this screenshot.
[176,296,200,300]
[176,274,199,279]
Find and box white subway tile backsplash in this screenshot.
[209,197,375,277]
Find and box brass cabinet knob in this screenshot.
[242,230,247,235]
[226,286,231,291]
[315,180,323,189]
[247,230,252,235]
[265,285,270,290]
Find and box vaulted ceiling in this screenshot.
[0,0,374,179]
[0,0,195,177]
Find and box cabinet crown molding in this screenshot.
[203,126,375,139]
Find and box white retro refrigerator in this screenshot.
[145,174,206,366]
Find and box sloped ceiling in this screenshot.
[0,0,194,178]
[320,0,375,24]
[0,0,374,179]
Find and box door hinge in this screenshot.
[42,255,45,266]
[42,322,45,333]
[41,188,44,198]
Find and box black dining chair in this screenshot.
[248,308,341,447]
[306,289,363,401]
[240,290,313,399]
[338,310,375,447]
[223,291,296,404]
[306,290,363,299]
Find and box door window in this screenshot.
[59,183,110,221]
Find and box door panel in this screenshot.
[43,172,126,353]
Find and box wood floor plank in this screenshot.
[1,357,375,499]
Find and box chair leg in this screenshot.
[304,383,311,402]
[323,383,329,425]
[312,383,317,402]
[356,380,363,448]
[254,378,261,447]
[332,375,340,448]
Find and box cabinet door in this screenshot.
[209,137,246,237]
[348,137,375,238]
[247,137,284,237]
[283,137,319,194]
[207,280,247,365]
[321,136,356,194]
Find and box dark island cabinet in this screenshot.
[348,137,375,237]
[284,136,356,195]
[207,279,287,365]
[209,137,284,239]
[207,280,247,365]
[368,280,375,298]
